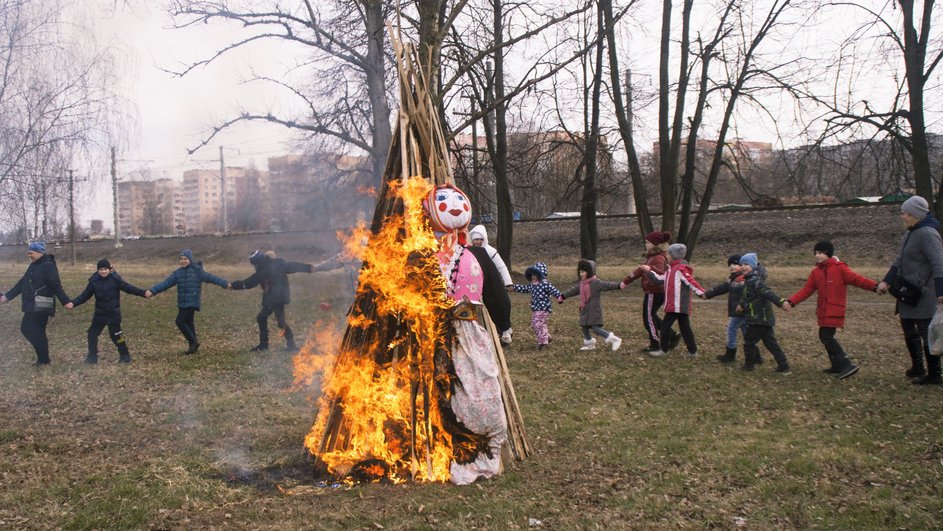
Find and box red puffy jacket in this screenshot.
[787,257,877,328]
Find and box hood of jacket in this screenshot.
[911,213,942,232]
[577,259,596,277]
[469,224,490,246]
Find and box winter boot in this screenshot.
[118,354,132,364]
[914,354,942,385]
[716,347,737,364]
[250,344,269,352]
[579,338,597,351]
[740,348,757,371]
[185,342,200,355]
[84,353,98,364]
[906,350,927,378]
[605,334,623,352]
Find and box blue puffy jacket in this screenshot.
[150,262,228,310]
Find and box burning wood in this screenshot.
[294,32,528,484]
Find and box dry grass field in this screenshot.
[1,205,941,529]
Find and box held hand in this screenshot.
[64,302,74,309]
[877,281,889,294]
[619,282,627,290]
[782,301,792,312]
[735,305,743,314]
[698,293,706,300]
[506,286,514,292]
[557,295,565,304]
[226,283,232,290]
[639,265,651,273]
[0,295,6,303]
[144,290,153,299]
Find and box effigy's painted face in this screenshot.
[426,185,472,232]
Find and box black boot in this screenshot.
[716,347,737,364]
[118,354,132,364]
[915,354,942,385]
[740,348,757,371]
[906,351,927,378]
[84,353,98,364]
[249,344,269,352]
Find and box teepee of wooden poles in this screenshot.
[310,29,529,482]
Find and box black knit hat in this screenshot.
[97,259,111,270]
[727,254,742,266]
[813,240,834,258]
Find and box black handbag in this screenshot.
[890,275,922,306]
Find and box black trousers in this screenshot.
[642,292,666,346]
[660,312,697,353]
[20,312,51,364]
[258,304,294,347]
[901,317,933,370]
[743,324,788,367]
[819,327,852,370]
[88,319,130,357]
[175,308,198,345]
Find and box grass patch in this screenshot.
[0,257,941,528]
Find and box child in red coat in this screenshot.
[784,241,878,379]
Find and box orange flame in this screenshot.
[297,176,456,482]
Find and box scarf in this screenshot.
[579,276,595,309]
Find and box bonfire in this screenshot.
[295,32,528,484]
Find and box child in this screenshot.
[231,250,336,353]
[65,259,147,364]
[146,249,229,354]
[736,253,791,374]
[702,254,746,363]
[509,262,562,349]
[621,231,677,351]
[558,259,623,351]
[643,243,704,357]
[784,241,877,379]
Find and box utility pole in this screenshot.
[219,146,228,234]
[455,93,481,214]
[68,169,76,266]
[483,60,497,214]
[625,68,636,215]
[112,147,123,248]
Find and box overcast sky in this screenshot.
[82,2,303,225]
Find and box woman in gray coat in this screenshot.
[877,196,943,385]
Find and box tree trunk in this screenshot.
[602,0,653,238]
[657,0,674,232]
[492,0,514,268]
[580,0,605,260]
[899,0,936,214]
[365,0,392,190]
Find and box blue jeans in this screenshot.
[726,316,745,349]
[582,325,611,340]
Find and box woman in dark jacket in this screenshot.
[877,196,943,385]
[0,242,71,365]
[65,259,147,364]
[146,249,229,354]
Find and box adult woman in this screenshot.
[0,242,71,365]
[877,196,943,385]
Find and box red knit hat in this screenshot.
[645,231,670,245]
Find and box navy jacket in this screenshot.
[4,253,70,314]
[150,262,228,310]
[71,271,146,324]
[231,256,312,307]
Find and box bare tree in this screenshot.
[169,0,394,187]
[0,0,126,240]
[820,1,943,216]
